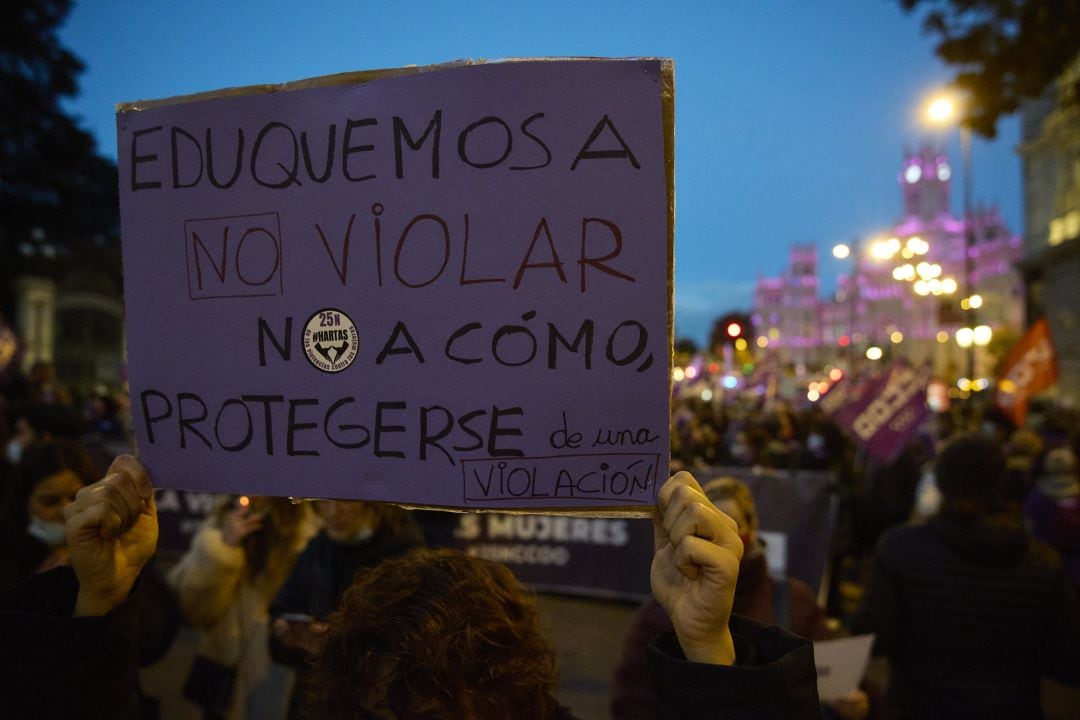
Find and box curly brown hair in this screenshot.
[305,548,560,720]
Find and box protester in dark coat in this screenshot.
[613,476,865,720]
[0,460,824,720]
[853,432,1080,719]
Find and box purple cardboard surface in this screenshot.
[117,59,673,513]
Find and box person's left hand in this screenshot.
[64,455,158,617]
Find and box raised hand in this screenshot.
[222,500,265,547]
[64,455,158,617]
[651,471,743,665]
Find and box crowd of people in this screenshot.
[0,361,1078,719]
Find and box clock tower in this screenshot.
[900,146,952,222]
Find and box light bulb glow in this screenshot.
[865,346,883,361]
[832,244,851,259]
[926,95,958,125]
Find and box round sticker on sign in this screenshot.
[303,309,359,373]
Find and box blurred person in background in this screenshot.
[612,475,868,720]
[1024,447,1080,594]
[0,438,96,591]
[269,498,425,718]
[853,432,1080,719]
[168,494,317,719]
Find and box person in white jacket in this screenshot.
[168,494,317,719]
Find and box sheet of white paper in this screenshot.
[758,530,788,575]
[813,634,876,700]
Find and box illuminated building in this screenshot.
[753,147,1024,377]
[1018,51,1080,400]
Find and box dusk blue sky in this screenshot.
[58,0,1022,344]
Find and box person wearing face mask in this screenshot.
[612,475,871,720]
[0,439,96,592]
[268,498,425,719]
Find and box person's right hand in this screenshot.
[64,455,158,617]
[651,471,743,665]
[222,501,264,547]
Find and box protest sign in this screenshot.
[995,318,1057,426]
[117,59,674,513]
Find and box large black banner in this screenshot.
[428,466,836,601]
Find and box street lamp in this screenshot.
[924,89,976,379]
[833,238,862,369]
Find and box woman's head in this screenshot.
[308,548,558,720]
[702,476,758,549]
[3,440,95,544]
[314,500,415,545]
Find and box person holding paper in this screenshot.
[0,461,824,719]
[853,432,1080,719]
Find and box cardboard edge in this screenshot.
[662,59,675,488]
[115,56,672,114]
[283,498,655,518]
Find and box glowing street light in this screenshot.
[972,325,993,346]
[906,236,930,255]
[925,94,959,125]
[923,87,975,380]
[955,327,974,348]
[865,346,883,361]
[832,243,851,260]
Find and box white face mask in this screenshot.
[27,516,66,547]
[5,440,22,466]
[345,526,375,545]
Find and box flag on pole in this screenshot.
[995,319,1057,426]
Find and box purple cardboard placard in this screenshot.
[117,59,673,513]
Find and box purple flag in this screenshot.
[846,362,931,464]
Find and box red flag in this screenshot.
[995,319,1057,426]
